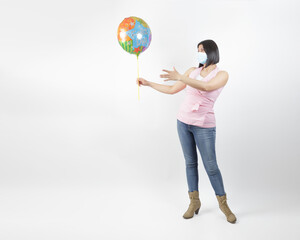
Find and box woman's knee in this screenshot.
[184,154,198,168]
[206,165,220,176]
[186,161,198,168]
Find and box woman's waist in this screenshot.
[182,96,214,107]
[180,99,214,112]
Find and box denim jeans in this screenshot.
[177,119,226,196]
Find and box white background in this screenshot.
[0,0,300,239]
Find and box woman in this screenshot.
[136,39,237,224]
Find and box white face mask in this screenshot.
[197,51,207,64]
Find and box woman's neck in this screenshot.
[203,64,217,71]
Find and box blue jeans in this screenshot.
[177,119,226,196]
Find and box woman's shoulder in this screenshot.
[216,69,229,76]
[215,66,228,74]
[215,70,229,83]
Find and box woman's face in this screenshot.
[198,44,205,53]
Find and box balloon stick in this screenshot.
[137,54,140,100]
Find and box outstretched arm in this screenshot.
[180,71,229,91]
[139,67,196,94]
[161,67,229,91]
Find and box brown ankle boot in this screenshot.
[183,190,201,219]
[216,193,237,223]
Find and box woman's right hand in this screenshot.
[136,77,149,87]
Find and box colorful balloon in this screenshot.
[117,16,152,57]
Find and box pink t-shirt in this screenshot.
[177,66,224,128]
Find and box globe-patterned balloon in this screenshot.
[117,16,152,57]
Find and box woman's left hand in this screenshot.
[160,67,182,81]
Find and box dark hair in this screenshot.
[197,39,219,68]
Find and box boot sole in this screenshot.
[182,207,200,219]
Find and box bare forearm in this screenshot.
[148,81,172,94]
[180,75,207,91]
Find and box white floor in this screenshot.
[0,182,299,240]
